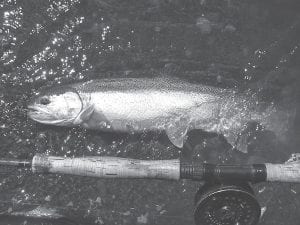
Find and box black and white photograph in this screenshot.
[0,0,300,225]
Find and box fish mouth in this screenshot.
[27,105,38,113]
[27,105,50,117]
[27,105,74,125]
[27,105,60,124]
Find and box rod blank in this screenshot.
[0,159,31,168]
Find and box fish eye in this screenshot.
[39,97,50,105]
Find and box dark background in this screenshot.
[0,0,300,224]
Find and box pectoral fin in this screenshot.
[73,105,94,125]
[165,123,189,148]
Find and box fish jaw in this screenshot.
[27,105,57,123]
[27,104,78,126]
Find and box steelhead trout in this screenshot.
[27,77,292,152]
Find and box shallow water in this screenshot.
[0,0,300,225]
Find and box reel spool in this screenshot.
[194,182,261,225]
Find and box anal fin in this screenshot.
[165,118,190,148]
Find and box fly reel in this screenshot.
[194,182,261,225]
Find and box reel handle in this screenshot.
[32,154,180,180]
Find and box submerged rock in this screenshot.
[196,17,212,35]
[224,24,236,33]
[137,212,148,224]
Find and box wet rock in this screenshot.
[8,207,12,213]
[217,75,222,83]
[258,186,266,194]
[155,205,163,211]
[95,217,104,224]
[122,211,131,216]
[160,209,167,215]
[67,201,74,207]
[137,212,149,224]
[261,206,267,218]
[95,196,102,206]
[224,24,236,33]
[154,26,161,32]
[196,17,212,35]
[44,195,51,202]
[185,49,193,58]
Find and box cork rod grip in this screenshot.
[32,154,180,180]
[265,163,300,183]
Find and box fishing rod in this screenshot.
[1,153,300,225]
[1,153,299,182]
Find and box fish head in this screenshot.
[28,86,83,126]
